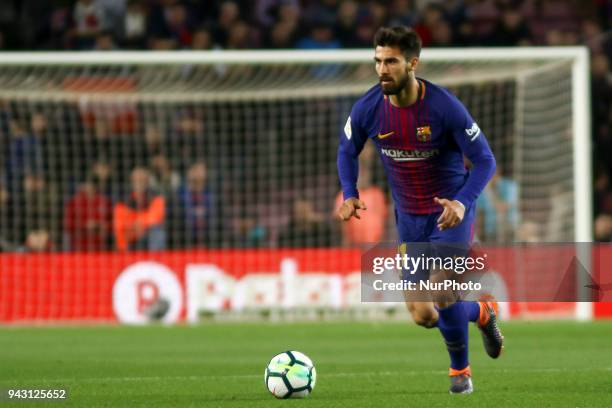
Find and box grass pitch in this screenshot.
[1,321,611,407]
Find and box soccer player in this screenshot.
[336,26,504,394]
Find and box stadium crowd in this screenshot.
[0,0,611,251]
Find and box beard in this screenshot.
[379,73,409,95]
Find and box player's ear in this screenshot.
[408,57,419,71]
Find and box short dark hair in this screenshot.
[373,26,422,59]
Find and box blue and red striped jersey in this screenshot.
[338,78,496,215]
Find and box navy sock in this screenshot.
[437,302,470,370]
[462,301,481,323]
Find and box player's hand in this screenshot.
[434,197,465,230]
[337,197,367,221]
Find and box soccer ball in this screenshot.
[264,351,317,399]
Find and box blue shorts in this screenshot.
[396,203,476,282]
[395,203,476,244]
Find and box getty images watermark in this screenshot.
[371,252,487,292]
[360,242,605,303]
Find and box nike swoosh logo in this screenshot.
[378,131,394,139]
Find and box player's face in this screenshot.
[374,46,416,95]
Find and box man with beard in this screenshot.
[336,26,503,394]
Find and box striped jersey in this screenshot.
[337,78,496,215]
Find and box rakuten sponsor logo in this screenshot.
[380,148,440,161]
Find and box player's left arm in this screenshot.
[437,94,496,230]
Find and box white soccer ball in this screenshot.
[264,351,317,399]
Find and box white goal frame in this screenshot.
[0,46,592,242]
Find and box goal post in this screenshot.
[0,47,592,323]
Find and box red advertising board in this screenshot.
[1,247,611,323]
[0,249,361,323]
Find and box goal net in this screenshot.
[0,49,591,323]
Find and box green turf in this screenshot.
[1,321,611,407]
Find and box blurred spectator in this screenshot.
[302,0,337,28]
[12,172,60,251]
[545,184,574,242]
[277,0,301,25]
[595,162,612,219]
[545,29,565,46]
[262,0,300,48]
[231,211,267,247]
[191,27,214,50]
[595,214,612,242]
[296,22,340,49]
[335,0,361,48]
[94,30,117,50]
[278,198,335,247]
[353,21,377,48]
[388,0,418,28]
[165,3,193,47]
[144,124,164,157]
[581,19,604,51]
[295,21,341,78]
[6,119,43,189]
[488,7,531,46]
[256,0,300,28]
[29,111,57,179]
[73,0,107,49]
[226,20,258,49]
[31,109,70,206]
[25,230,53,252]
[429,20,454,47]
[82,119,114,166]
[585,20,612,56]
[563,31,579,45]
[43,3,73,49]
[97,0,127,26]
[168,108,205,173]
[516,220,542,243]
[339,2,387,48]
[591,53,612,165]
[150,154,180,196]
[213,1,242,48]
[413,4,446,47]
[90,159,114,197]
[64,176,113,251]
[168,161,220,248]
[440,0,468,28]
[267,20,299,48]
[0,99,11,142]
[0,182,16,251]
[477,167,519,242]
[148,2,193,49]
[121,0,147,48]
[464,0,499,41]
[366,1,388,28]
[113,167,166,251]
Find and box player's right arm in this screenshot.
[336,106,368,221]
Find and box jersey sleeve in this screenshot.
[445,93,496,209]
[337,103,369,200]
